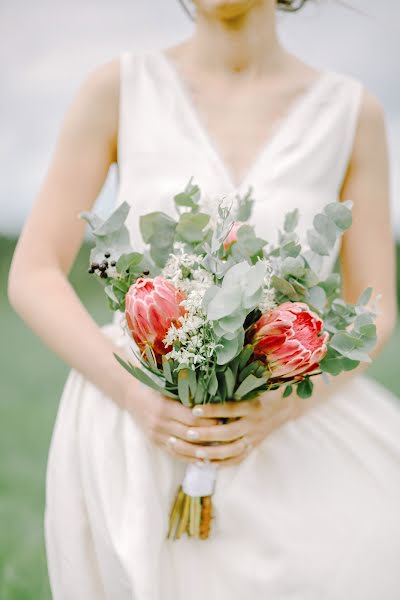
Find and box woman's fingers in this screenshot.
[154,432,248,462]
[190,399,261,420]
[159,417,250,444]
[163,397,219,427]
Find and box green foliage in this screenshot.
[140,211,177,267]
[234,186,254,222]
[296,377,314,399]
[82,181,378,411]
[234,373,269,400]
[173,178,201,210]
[176,212,210,243]
[1,233,398,600]
[80,201,132,264]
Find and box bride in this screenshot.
[8,1,400,598]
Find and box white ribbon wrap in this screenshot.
[182,463,218,497]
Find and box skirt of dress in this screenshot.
[45,323,400,600]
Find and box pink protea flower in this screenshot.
[250,302,329,379]
[223,222,242,252]
[125,276,187,360]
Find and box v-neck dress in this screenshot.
[44,50,400,600]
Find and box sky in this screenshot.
[1,0,399,236]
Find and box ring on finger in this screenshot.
[195,448,208,461]
[242,436,253,453]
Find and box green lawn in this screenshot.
[0,236,399,599]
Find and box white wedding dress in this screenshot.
[45,50,400,600]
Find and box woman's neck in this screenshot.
[187,2,285,77]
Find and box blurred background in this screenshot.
[0,1,399,597]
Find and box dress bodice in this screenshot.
[115,49,363,262]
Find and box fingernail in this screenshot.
[195,448,207,460]
[186,428,200,441]
[192,406,204,417]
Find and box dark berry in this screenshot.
[143,270,150,276]
[110,260,116,267]
[100,272,108,279]
[99,264,106,272]
[125,268,130,274]
[103,261,109,268]
[91,262,99,270]
[88,268,95,274]
[104,252,111,258]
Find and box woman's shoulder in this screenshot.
[323,67,385,118]
[65,57,121,158]
[78,57,121,109]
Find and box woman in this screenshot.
[8,0,400,598]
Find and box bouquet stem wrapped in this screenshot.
[81,179,378,541]
[168,462,217,539]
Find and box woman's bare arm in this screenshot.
[7,59,134,403]
[7,59,219,458]
[340,91,397,344]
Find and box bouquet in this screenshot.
[81,180,377,540]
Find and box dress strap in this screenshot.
[335,75,364,188]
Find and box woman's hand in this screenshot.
[122,381,224,463]
[180,389,298,467]
[123,380,299,467]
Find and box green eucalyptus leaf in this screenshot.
[216,330,244,365]
[319,273,341,298]
[307,230,330,256]
[178,369,192,406]
[224,368,235,399]
[283,384,293,398]
[207,286,242,320]
[208,371,219,396]
[281,256,306,278]
[162,356,173,384]
[280,240,302,259]
[238,344,254,370]
[222,261,251,288]
[113,354,177,398]
[271,275,298,301]
[313,213,339,247]
[104,285,119,305]
[303,250,323,275]
[176,212,210,243]
[329,332,359,354]
[238,361,261,383]
[234,374,267,400]
[194,378,206,405]
[217,311,248,334]
[140,211,176,244]
[187,368,197,398]
[357,287,373,306]
[235,188,254,222]
[324,202,352,230]
[284,209,299,233]
[296,378,314,399]
[306,286,327,312]
[145,345,157,370]
[345,349,372,363]
[81,202,130,235]
[236,225,267,256]
[116,252,144,273]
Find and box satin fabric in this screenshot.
[45,50,400,600]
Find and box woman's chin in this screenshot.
[197,0,259,20]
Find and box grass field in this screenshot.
[0,236,399,599]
